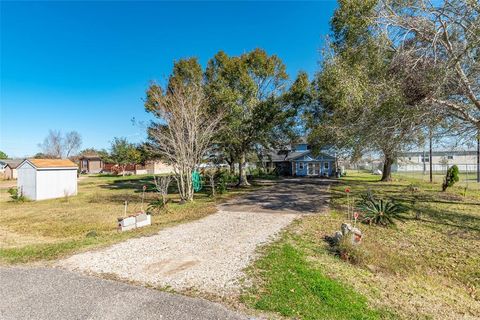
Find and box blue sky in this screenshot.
[0,1,337,158]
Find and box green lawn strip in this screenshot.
[0,238,101,264]
[243,237,384,320]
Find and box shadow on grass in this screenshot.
[416,206,480,233]
[334,176,480,234]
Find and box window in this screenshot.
[421,156,429,163]
[408,157,412,160]
[324,162,329,169]
[298,162,304,170]
[82,160,88,167]
[447,155,454,160]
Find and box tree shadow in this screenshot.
[415,205,480,233]
[219,178,333,214]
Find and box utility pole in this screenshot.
[429,128,433,183]
[477,130,480,183]
[423,150,426,175]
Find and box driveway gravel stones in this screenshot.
[59,178,331,296]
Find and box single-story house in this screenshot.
[79,155,104,174]
[1,159,23,179]
[17,159,78,201]
[265,141,337,177]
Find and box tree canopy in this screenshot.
[205,48,299,185]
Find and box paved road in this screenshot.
[0,267,247,320]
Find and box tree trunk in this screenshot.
[176,168,194,203]
[381,155,394,182]
[229,161,235,175]
[237,152,250,187]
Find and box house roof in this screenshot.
[265,150,335,162]
[79,155,102,160]
[1,159,24,169]
[24,159,78,169]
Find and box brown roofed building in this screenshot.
[78,155,104,174]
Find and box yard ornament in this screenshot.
[192,171,202,192]
[345,187,351,221]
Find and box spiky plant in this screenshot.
[359,197,406,226]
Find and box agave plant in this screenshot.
[358,197,406,226]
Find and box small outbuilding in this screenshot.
[1,159,23,180]
[78,154,104,174]
[17,159,78,201]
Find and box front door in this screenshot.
[314,163,320,175]
[308,163,314,175]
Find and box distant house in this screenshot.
[265,140,337,177]
[135,160,174,175]
[103,160,174,175]
[17,159,78,200]
[0,159,24,180]
[78,155,104,174]
[395,150,478,172]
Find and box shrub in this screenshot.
[147,198,167,215]
[85,230,98,238]
[442,165,460,191]
[358,195,406,226]
[7,187,28,202]
[336,236,366,265]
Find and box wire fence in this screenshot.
[395,163,478,174]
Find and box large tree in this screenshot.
[205,49,292,186]
[376,0,480,130]
[309,0,427,181]
[145,58,222,202]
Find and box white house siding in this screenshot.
[17,162,37,200]
[35,169,77,200]
[396,153,478,172]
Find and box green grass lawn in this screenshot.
[0,174,254,264]
[244,172,480,319]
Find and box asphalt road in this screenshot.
[0,267,247,320]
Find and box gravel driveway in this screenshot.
[59,178,330,295]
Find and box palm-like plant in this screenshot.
[358,197,406,226]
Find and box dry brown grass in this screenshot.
[290,172,480,319]
[0,174,252,263]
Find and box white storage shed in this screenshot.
[17,159,78,201]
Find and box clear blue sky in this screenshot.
[0,1,337,158]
